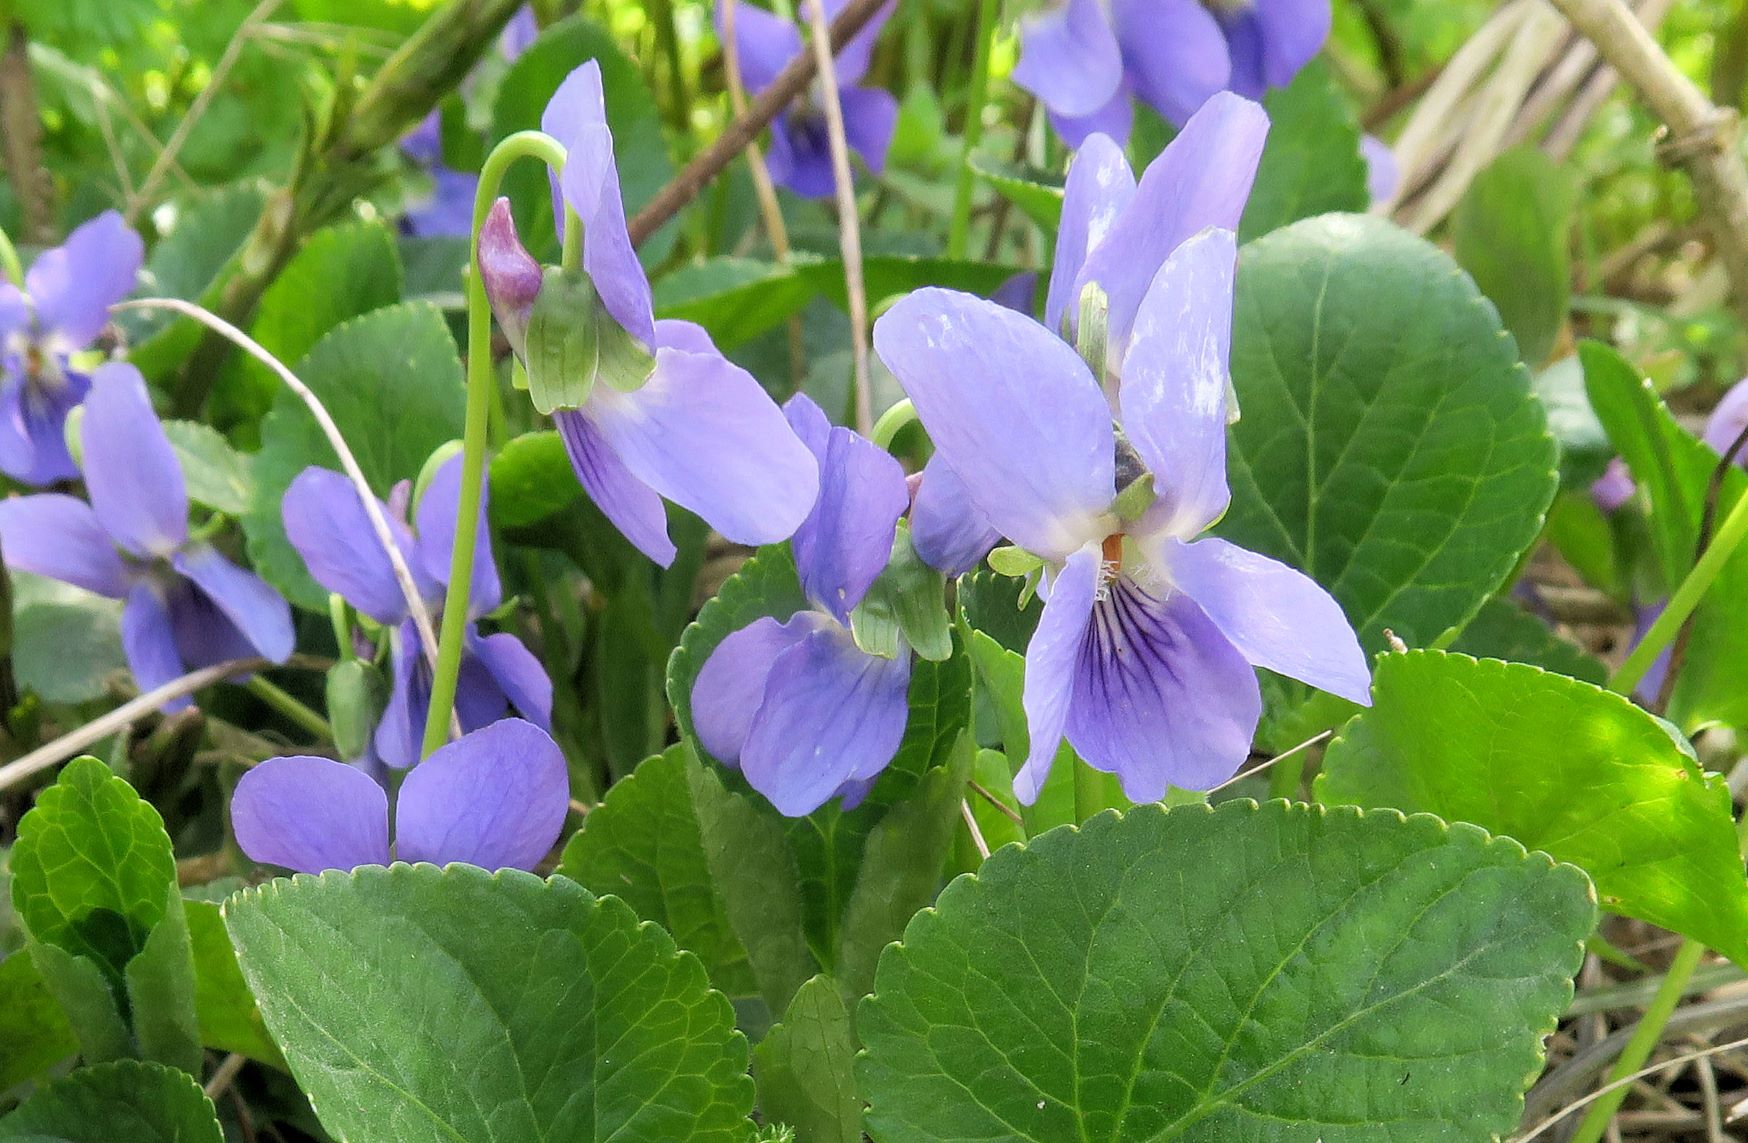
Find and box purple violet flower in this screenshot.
[0,363,293,707]
[0,211,142,485]
[1013,0,1329,145]
[1592,376,1748,513]
[875,222,1370,803]
[281,454,552,771]
[691,393,914,816]
[400,112,483,239]
[478,61,819,567]
[714,0,898,198]
[231,717,569,874]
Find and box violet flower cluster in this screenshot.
[0,363,294,706]
[282,454,551,772]
[714,0,897,198]
[874,96,1372,801]
[0,211,142,484]
[691,393,918,816]
[1013,0,1329,145]
[231,717,568,874]
[480,61,820,567]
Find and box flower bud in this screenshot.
[326,658,388,763]
[478,198,543,360]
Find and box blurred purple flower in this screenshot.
[1361,134,1399,204]
[479,61,819,567]
[691,393,912,816]
[715,0,898,198]
[282,454,551,771]
[231,718,569,874]
[1013,0,1328,145]
[0,211,142,484]
[0,363,293,707]
[875,226,1370,803]
[1592,377,1748,513]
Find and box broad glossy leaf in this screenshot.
[490,15,674,262]
[161,420,255,515]
[1238,61,1369,242]
[859,801,1594,1141]
[1223,214,1557,653]
[489,430,582,529]
[1318,650,1748,963]
[1581,340,1748,730]
[558,744,814,1013]
[1452,148,1575,367]
[224,864,753,1142]
[753,975,862,1143]
[0,1060,222,1142]
[215,219,404,432]
[244,303,465,611]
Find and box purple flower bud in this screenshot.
[478,198,543,359]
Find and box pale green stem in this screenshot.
[419,129,567,761]
[245,675,332,740]
[328,594,355,662]
[1567,489,1748,1140]
[947,0,1000,259]
[0,224,23,288]
[870,398,917,451]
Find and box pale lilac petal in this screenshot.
[122,582,189,712]
[26,211,142,348]
[692,614,819,765]
[992,271,1038,315]
[874,288,1114,561]
[545,62,656,345]
[0,493,129,597]
[1046,133,1136,334]
[232,756,391,874]
[1220,9,1268,99]
[1111,0,1231,125]
[374,622,426,771]
[415,453,502,618]
[471,630,553,731]
[1119,228,1237,538]
[1591,457,1637,513]
[715,0,803,94]
[404,167,480,239]
[740,626,911,816]
[1075,92,1268,350]
[1253,0,1332,88]
[282,467,423,625]
[1361,134,1398,204]
[1065,578,1260,798]
[453,648,513,733]
[172,544,296,664]
[400,110,442,164]
[826,0,895,86]
[1164,536,1371,705]
[0,284,25,341]
[840,86,899,177]
[1015,544,1099,804]
[554,409,676,566]
[500,6,539,59]
[1702,378,1748,462]
[395,718,570,871]
[1012,0,1123,118]
[586,347,820,549]
[767,111,836,199]
[784,393,906,619]
[653,318,717,354]
[1048,83,1134,149]
[910,454,1000,575]
[80,362,187,558]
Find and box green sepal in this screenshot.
[850,522,954,662]
[986,545,1045,578]
[1113,472,1155,523]
[522,267,656,414]
[63,405,85,470]
[326,659,388,762]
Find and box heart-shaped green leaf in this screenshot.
[0,1059,222,1142]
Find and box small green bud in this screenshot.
[326,659,388,762]
[987,545,1046,578]
[522,267,657,413]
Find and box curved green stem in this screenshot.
[0,224,23,288]
[871,398,917,451]
[420,129,567,760]
[947,0,1000,259]
[245,676,332,741]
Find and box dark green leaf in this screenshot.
[969,157,1063,231]
[1318,650,1748,963]
[0,953,75,1091]
[1238,61,1369,242]
[11,583,123,706]
[185,900,283,1070]
[753,975,861,1143]
[489,430,582,528]
[224,864,754,1142]
[654,257,820,350]
[1449,596,1607,683]
[1452,148,1575,367]
[244,303,465,611]
[859,801,1595,1140]
[0,1060,222,1142]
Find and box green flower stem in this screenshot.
[947,0,1000,259]
[420,129,567,761]
[329,594,355,663]
[245,676,332,741]
[0,225,22,288]
[870,397,917,450]
[1569,456,1748,1140]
